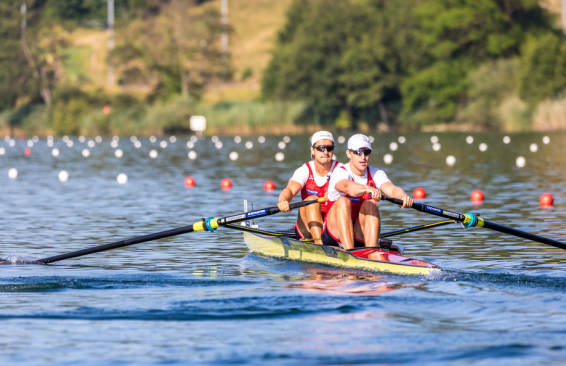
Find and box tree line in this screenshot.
[262,0,566,130]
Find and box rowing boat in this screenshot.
[241,229,440,275]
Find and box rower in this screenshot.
[277,131,341,244]
[323,134,413,250]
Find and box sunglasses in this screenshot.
[312,145,335,152]
[348,149,372,156]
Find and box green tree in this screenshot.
[401,0,552,124]
[519,33,566,103]
[263,0,411,127]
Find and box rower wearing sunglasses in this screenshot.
[323,134,414,249]
[277,131,342,244]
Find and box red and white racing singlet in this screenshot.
[300,161,339,219]
[326,166,376,222]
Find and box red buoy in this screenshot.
[540,193,554,207]
[221,178,232,189]
[264,180,276,191]
[471,190,484,203]
[184,176,195,188]
[413,187,426,200]
[24,148,31,156]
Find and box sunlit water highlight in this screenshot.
[0,132,565,365]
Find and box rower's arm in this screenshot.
[277,181,303,212]
[335,179,369,197]
[380,182,413,208]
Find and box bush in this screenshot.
[51,98,89,135]
[519,34,566,104]
[457,58,521,128]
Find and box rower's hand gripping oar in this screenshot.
[379,194,566,251]
[36,197,327,264]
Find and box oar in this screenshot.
[36,197,327,264]
[380,195,566,250]
[225,219,455,239]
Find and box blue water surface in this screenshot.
[0,132,565,365]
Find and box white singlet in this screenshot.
[327,163,391,202]
[290,160,341,188]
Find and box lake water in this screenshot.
[1,132,565,365]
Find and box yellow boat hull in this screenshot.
[243,232,440,275]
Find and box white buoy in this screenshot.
[58,170,69,182]
[278,141,286,149]
[275,152,285,161]
[190,135,198,143]
[389,142,398,151]
[32,135,38,142]
[79,136,85,143]
[115,149,124,158]
[516,156,526,167]
[4,136,10,142]
[430,136,438,143]
[211,135,219,143]
[149,150,158,159]
[186,141,194,149]
[338,136,346,144]
[82,149,90,157]
[8,168,17,179]
[95,136,102,143]
[47,140,53,147]
[117,173,128,184]
[112,136,119,142]
[383,154,393,164]
[398,136,406,144]
[149,136,156,143]
[215,141,223,149]
[52,148,60,157]
[9,140,15,147]
[229,152,239,161]
[234,136,242,143]
[63,135,69,143]
[466,136,474,144]
[446,155,456,166]
[369,136,375,143]
[159,141,167,148]
[27,140,33,147]
[479,143,488,152]
[432,143,441,151]
[188,151,197,160]
[503,136,511,144]
[88,140,95,148]
[542,136,550,145]
[529,143,538,152]
[67,140,74,147]
[130,136,137,143]
[258,136,266,143]
[110,140,118,148]
[134,141,141,148]
[283,136,291,143]
[47,135,53,141]
[0,147,4,155]
[245,141,253,149]
[169,136,177,143]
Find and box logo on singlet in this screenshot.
[306,189,319,196]
[349,198,360,202]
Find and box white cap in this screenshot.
[347,134,372,150]
[310,131,334,146]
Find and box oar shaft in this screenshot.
[37,225,197,264]
[482,220,566,250]
[380,194,566,251]
[37,198,325,264]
